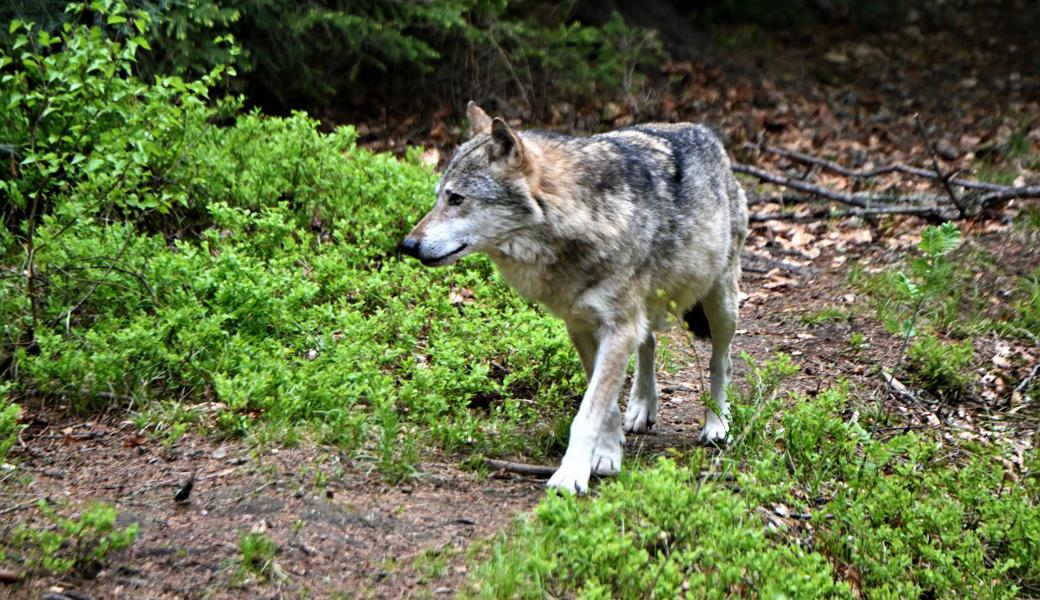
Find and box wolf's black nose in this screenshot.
[399,237,421,258]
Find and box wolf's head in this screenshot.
[400,102,546,266]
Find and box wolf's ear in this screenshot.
[466,101,492,137]
[488,117,524,169]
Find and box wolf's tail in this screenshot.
[683,303,711,339]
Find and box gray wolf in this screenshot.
[400,103,749,493]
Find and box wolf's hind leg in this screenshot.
[623,332,658,434]
[698,276,738,444]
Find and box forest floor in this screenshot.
[3,4,1039,599]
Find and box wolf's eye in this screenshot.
[447,192,465,206]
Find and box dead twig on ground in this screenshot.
[734,142,1040,221]
[484,459,556,478]
[744,143,1008,192]
[749,205,950,223]
[0,499,40,517]
[914,114,968,217]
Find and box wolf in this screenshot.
[400,103,749,493]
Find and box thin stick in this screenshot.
[733,163,883,208]
[0,499,39,517]
[750,205,948,222]
[484,459,556,478]
[914,114,968,217]
[746,143,1008,192]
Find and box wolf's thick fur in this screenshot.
[402,103,748,493]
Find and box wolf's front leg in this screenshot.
[548,326,636,494]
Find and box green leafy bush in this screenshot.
[475,374,1040,599]
[1,3,580,468]
[13,501,138,577]
[0,400,20,462]
[906,333,974,398]
[473,457,851,599]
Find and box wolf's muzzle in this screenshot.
[399,237,421,258]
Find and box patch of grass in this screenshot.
[12,501,138,578]
[1013,268,1040,340]
[1015,204,1040,233]
[237,531,279,581]
[801,306,850,326]
[414,545,456,582]
[848,331,867,353]
[975,165,1017,186]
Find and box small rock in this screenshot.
[935,139,959,160]
[434,588,452,595]
[0,568,20,583]
[212,447,227,460]
[228,457,247,466]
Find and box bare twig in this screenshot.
[0,499,40,517]
[914,114,968,217]
[1015,363,1040,395]
[977,186,1040,208]
[484,459,556,478]
[881,370,916,403]
[750,204,949,223]
[744,143,1008,192]
[736,142,1040,222]
[733,163,894,208]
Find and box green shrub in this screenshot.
[13,501,138,577]
[0,400,20,462]
[473,457,852,599]
[906,334,974,398]
[474,382,1040,599]
[1,4,580,469]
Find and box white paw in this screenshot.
[547,461,592,494]
[623,400,657,434]
[591,432,623,476]
[699,413,729,445]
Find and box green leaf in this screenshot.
[918,223,960,258]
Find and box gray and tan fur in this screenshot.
[401,103,749,493]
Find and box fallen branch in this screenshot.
[733,163,881,208]
[734,144,1040,220]
[750,204,951,222]
[484,459,556,478]
[743,143,1008,192]
[0,499,40,517]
